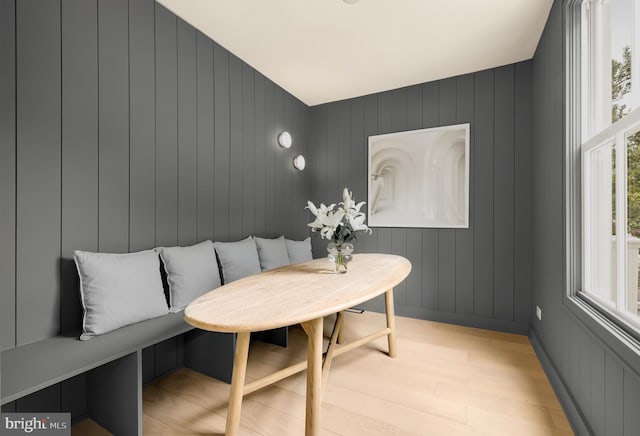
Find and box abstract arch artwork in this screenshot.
[368,124,470,228]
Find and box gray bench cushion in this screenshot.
[156,240,222,312]
[285,237,313,263]
[254,236,290,271]
[74,250,169,340]
[213,236,261,283]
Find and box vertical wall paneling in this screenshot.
[422,82,440,310]
[623,369,640,435]
[604,354,624,436]
[338,100,351,191]
[473,70,495,318]
[531,3,640,433]
[196,31,215,242]
[493,65,515,321]
[129,0,156,251]
[61,0,98,334]
[514,61,532,322]
[589,339,605,436]
[273,87,285,236]
[254,73,267,237]
[282,94,293,236]
[0,0,16,350]
[390,89,408,305]
[437,78,457,313]
[177,18,197,246]
[264,81,276,236]
[228,55,243,240]
[311,64,530,331]
[155,4,178,247]
[241,63,255,237]
[577,322,590,409]
[405,85,423,308]
[325,101,339,203]
[4,0,312,395]
[213,42,230,241]
[454,73,475,315]
[358,96,378,255]
[98,0,129,253]
[350,98,370,255]
[16,0,62,345]
[350,98,365,210]
[375,92,393,262]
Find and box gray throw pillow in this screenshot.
[73,249,169,340]
[213,236,261,283]
[254,235,291,271]
[156,240,221,312]
[285,237,314,264]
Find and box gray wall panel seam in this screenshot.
[59,0,62,334]
[227,51,231,240]
[492,71,496,319]
[128,0,132,250]
[175,15,178,244]
[195,32,199,239]
[513,67,517,322]
[13,0,17,348]
[153,0,157,247]
[96,1,100,251]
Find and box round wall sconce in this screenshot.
[293,155,306,171]
[278,131,292,148]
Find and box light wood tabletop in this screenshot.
[184,253,412,332]
[184,253,412,436]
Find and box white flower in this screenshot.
[348,213,372,233]
[306,188,372,242]
[342,188,354,212]
[306,200,320,216]
[352,201,366,214]
[319,209,345,240]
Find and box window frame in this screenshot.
[564,0,640,366]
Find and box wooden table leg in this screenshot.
[384,289,398,358]
[225,331,250,436]
[302,317,323,436]
[322,312,344,390]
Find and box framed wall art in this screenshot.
[368,123,470,228]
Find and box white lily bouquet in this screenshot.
[306,188,372,272]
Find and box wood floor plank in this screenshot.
[138,311,571,435]
[71,419,112,436]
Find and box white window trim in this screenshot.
[565,0,640,367]
[582,101,640,333]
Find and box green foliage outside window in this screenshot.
[612,46,640,237]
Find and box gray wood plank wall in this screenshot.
[1,0,310,350]
[0,0,16,352]
[531,1,640,435]
[309,63,533,333]
[5,1,640,434]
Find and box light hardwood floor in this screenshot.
[74,311,573,435]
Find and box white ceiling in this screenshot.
[157,0,553,107]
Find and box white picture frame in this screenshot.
[367,123,470,228]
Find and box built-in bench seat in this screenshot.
[0,311,251,435]
[1,235,306,434]
[1,312,190,405]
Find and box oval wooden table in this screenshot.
[184,253,412,436]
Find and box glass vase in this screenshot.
[327,242,354,273]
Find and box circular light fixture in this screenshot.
[343,0,360,3]
[278,131,292,148]
[293,155,306,171]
